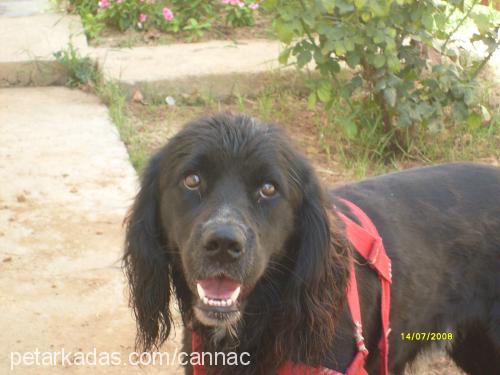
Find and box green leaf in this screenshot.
[346,51,360,68]
[308,92,317,109]
[384,87,397,107]
[386,27,397,38]
[302,11,317,28]
[336,0,355,14]
[297,50,312,68]
[387,56,401,73]
[320,0,336,13]
[464,89,475,106]
[416,102,434,119]
[471,12,490,34]
[397,112,412,128]
[434,13,446,29]
[373,31,385,44]
[466,113,482,130]
[351,75,363,89]
[275,19,295,44]
[373,54,385,68]
[317,80,332,103]
[278,48,291,65]
[354,0,365,10]
[421,13,433,30]
[330,60,341,73]
[344,38,355,52]
[341,118,358,139]
[334,41,346,56]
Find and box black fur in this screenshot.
[124,113,500,374]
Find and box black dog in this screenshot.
[124,113,500,375]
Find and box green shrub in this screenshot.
[264,0,499,150]
[68,0,260,39]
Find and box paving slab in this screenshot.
[0,13,88,87]
[0,0,51,17]
[91,39,291,98]
[0,87,182,374]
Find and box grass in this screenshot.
[97,81,150,170]
[121,74,499,185]
[52,44,500,185]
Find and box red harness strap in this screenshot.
[192,198,392,375]
[335,198,392,375]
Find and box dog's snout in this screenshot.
[203,225,245,262]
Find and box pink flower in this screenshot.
[249,3,259,10]
[116,0,124,4]
[162,7,174,21]
[139,13,147,23]
[98,0,109,8]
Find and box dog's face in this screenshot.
[125,113,337,352]
[158,115,300,327]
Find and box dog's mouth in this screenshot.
[193,276,243,326]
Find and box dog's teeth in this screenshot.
[196,283,206,299]
[230,286,241,302]
[201,293,238,307]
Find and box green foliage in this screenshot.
[264,0,499,151]
[224,1,257,27]
[53,43,99,87]
[67,0,259,40]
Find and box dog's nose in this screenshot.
[203,225,244,262]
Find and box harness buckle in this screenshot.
[354,321,368,353]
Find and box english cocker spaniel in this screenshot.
[124,113,500,375]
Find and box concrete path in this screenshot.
[0,0,87,87]
[91,39,288,98]
[0,87,182,374]
[0,0,51,17]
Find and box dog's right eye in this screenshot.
[184,174,201,190]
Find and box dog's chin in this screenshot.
[193,302,242,327]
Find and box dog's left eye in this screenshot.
[184,174,201,190]
[259,183,277,199]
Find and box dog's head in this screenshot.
[124,113,348,354]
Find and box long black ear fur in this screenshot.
[123,153,172,351]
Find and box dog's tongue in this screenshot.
[198,277,241,299]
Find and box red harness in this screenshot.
[192,198,392,375]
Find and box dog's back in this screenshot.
[332,162,500,374]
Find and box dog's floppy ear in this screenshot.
[123,152,172,351]
[276,161,350,364]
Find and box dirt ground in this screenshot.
[89,13,274,48]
